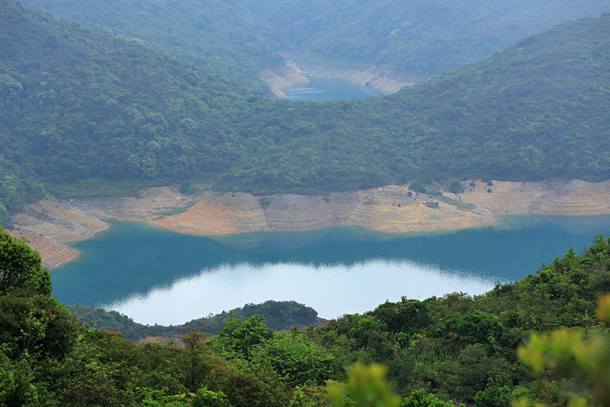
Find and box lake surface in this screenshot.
[283,78,383,101]
[52,216,610,325]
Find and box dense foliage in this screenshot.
[68,300,322,341]
[20,0,287,93]
[3,212,610,404]
[0,223,50,296]
[215,13,610,194]
[22,0,609,80]
[0,0,269,221]
[238,0,608,75]
[1,0,610,224]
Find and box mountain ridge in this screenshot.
[1,1,609,226]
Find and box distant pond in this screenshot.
[52,215,610,325]
[283,78,383,101]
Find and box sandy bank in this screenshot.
[260,66,310,98]
[9,180,610,269]
[7,187,192,269]
[262,56,430,96]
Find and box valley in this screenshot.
[2,0,610,404]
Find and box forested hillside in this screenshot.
[238,0,609,75]
[215,13,610,194]
[20,0,287,93]
[1,0,609,224]
[22,0,609,82]
[0,0,271,222]
[68,300,323,341]
[3,219,610,405]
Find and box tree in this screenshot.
[515,294,610,407]
[448,181,464,194]
[0,224,75,359]
[402,389,455,407]
[251,330,340,387]
[213,315,273,360]
[327,363,402,407]
[473,376,513,407]
[0,224,51,296]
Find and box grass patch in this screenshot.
[155,202,196,219]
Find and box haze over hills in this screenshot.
[0,0,269,221]
[19,0,288,93]
[217,13,610,194]
[3,2,610,404]
[21,0,610,89]
[1,0,610,223]
[239,0,609,76]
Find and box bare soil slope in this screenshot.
[10,181,610,268]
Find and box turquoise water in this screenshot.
[283,78,383,101]
[52,216,610,325]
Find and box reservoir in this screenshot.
[52,215,610,325]
[283,78,384,101]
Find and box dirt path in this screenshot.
[9,181,610,269]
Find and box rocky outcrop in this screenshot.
[260,66,309,98]
[264,192,359,231]
[346,186,490,233]
[457,180,610,216]
[151,191,270,234]
[8,187,191,268]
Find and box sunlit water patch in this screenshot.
[102,260,494,326]
[52,216,610,325]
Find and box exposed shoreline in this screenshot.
[7,180,610,270]
[261,56,430,97]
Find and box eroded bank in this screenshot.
[8,180,610,269]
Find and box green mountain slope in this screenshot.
[21,0,609,85]
[240,0,609,76]
[20,0,288,93]
[1,0,609,223]
[217,13,610,193]
[0,0,274,221]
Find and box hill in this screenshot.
[67,300,325,342]
[20,0,288,93]
[0,0,273,221]
[216,13,610,194]
[23,0,609,83]
[1,0,609,223]
[239,0,609,76]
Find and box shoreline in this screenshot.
[261,56,431,96]
[8,180,610,269]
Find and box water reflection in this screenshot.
[105,260,494,325]
[52,216,610,325]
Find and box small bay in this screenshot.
[52,215,610,325]
[283,78,383,101]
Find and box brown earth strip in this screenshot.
[10,180,610,269]
[151,191,269,235]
